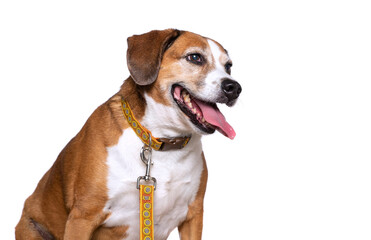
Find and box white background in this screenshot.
[1,0,370,239]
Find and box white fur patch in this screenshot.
[104,96,204,240]
[199,40,235,102]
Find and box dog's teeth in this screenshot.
[184,94,190,103]
[187,102,193,108]
[197,113,201,118]
[201,117,205,122]
[192,108,197,114]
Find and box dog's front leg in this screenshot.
[178,207,204,240]
[64,208,106,240]
[178,154,208,240]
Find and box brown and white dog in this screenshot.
[16,29,242,240]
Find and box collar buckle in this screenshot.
[158,137,191,151]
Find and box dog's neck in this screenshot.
[119,77,146,121]
[120,77,197,140]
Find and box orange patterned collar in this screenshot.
[121,98,191,151]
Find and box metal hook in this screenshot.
[137,133,157,190]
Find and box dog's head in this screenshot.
[127,29,241,139]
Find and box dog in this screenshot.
[15,29,242,240]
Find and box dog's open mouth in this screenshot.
[172,85,236,139]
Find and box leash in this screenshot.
[138,134,155,240]
[120,98,192,240]
[140,184,154,240]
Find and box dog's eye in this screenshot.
[186,53,204,65]
[225,62,232,74]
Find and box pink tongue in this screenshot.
[194,99,236,139]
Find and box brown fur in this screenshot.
[16,29,215,239]
[15,85,132,239]
[149,31,224,107]
[127,29,182,86]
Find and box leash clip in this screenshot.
[137,133,157,190]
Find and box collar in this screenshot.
[121,98,191,151]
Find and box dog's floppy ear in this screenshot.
[127,29,181,86]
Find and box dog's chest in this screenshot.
[104,129,203,240]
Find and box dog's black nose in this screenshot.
[221,79,242,102]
